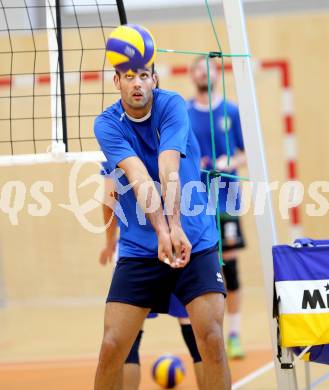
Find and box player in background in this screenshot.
[188,56,247,359]
[99,172,203,389]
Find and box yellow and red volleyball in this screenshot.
[106,24,156,73]
[152,354,185,388]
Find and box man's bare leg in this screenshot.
[123,364,140,390]
[113,368,123,390]
[187,293,231,390]
[94,302,149,390]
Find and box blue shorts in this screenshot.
[147,294,188,319]
[107,244,226,314]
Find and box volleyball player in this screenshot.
[94,62,230,389]
[188,56,246,359]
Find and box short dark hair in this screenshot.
[115,63,156,77]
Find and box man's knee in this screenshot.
[198,325,226,362]
[204,325,225,347]
[100,334,121,361]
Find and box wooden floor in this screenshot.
[0,350,274,390]
[1,356,329,390]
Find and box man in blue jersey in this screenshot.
[188,56,246,359]
[93,60,230,389]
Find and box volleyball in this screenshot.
[106,24,156,73]
[151,354,185,388]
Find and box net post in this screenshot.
[45,0,66,156]
[116,0,128,25]
[55,0,68,152]
[221,0,298,388]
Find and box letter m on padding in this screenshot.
[302,289,326,309]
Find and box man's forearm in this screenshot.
[160,170,181,228]
[103,178,118,244]
[103,204,117,244]
[132,175,169,235]
[158,151,182,229]
[159,151,191,264]
[119,157,169,235]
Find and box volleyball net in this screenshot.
[0,0,129,165]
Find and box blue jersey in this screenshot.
[187,99,244,214]
[95,89,218,258]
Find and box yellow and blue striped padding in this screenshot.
[274,242,329,347]
[152,354,185,389]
